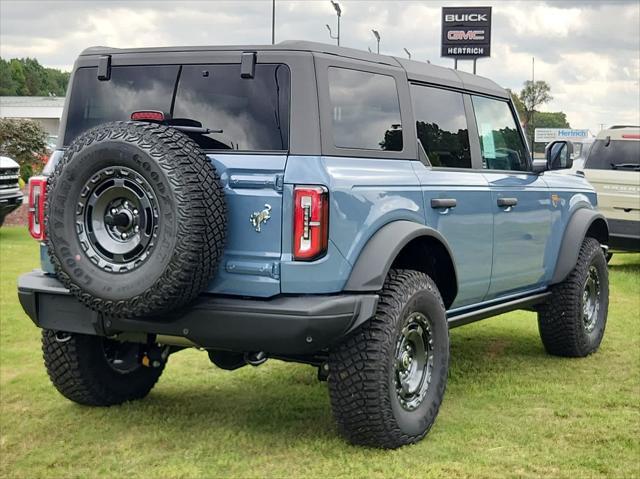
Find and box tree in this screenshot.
[0,118,47,181]
[0,57,69,96]
[518,80,553,147]
[0,59,17,95]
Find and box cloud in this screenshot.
[0,0,638,133]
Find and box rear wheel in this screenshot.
[538,237,609,357]
[328,269,449,449]
[42,330,166,406]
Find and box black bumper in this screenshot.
[18,271,378,355]
[608,219,640,252]
[0,193,23,218]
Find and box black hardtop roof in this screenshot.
[80,40,508,99]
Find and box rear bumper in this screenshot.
[18,270,378,355]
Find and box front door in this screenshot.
[469,95,552,298]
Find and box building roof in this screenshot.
[0,96,65,119]
[80,40,508,99]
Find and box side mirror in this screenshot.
[532,159,548,173]
[545,140,574,170]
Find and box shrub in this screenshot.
[0,118,47,181]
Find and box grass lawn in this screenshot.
[1,225,638,478]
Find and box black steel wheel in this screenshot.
[394,312,434,411]
[46,121,227,318]
[328,269,449,449]
[77,167,159,273]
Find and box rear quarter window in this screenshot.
[327,67,403,151]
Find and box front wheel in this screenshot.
[538,237,609,357]
[328,269,449,449]
[42,330,166,406]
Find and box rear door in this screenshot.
[62,56,293,297]
[468,95,553,298]
[410,84,493,308]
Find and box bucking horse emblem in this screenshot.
[250,204,272,233]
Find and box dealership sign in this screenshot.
[441,6,492,58]
[534,128,590,143]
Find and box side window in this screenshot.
[471,96,529,171]
[411,84,471,168]
[328,67,403,151]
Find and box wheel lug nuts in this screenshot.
[134,225,139,232]
[121,233,127,239]
[111,208,117,214]
[133,209,139,215]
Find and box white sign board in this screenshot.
[534,128,590,143]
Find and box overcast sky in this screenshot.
[1,0,639,134]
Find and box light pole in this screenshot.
[271,0,276,45]
[372,29,380,54]
[326,1,341,46]
[403,48,411,59]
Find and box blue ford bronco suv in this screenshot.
[18,41,610,449]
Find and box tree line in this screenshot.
[0,57,69,97]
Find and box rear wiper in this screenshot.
[171,125,223,134]
[611,163,640,171]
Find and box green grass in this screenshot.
[1,226,639,478]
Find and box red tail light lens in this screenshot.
[28,176,47,240]
[622,134,640,139]
[131,110,165,122]
[293,186,329,261]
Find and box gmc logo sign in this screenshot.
[447,30,485,41]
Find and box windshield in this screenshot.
[65,64,291,151]
[585,139,640,170]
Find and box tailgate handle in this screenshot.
[431,198,457,209]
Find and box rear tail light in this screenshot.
[28,176,47,240]
[293,186,329,261]
[622,134,640,139]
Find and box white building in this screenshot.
[0,96,65,137]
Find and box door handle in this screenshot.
[431,198,457,209]
[497,197,518,207]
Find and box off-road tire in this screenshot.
[42,330,165,406]
[328,269,449,449]
[46,121,226,318]
[538,237,609,357]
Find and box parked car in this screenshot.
[564,137,595,173]
[0,156,24,227]
[18,41,610,449]
[582,126,640,253]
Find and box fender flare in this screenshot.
[344,220,458,294]
[551,208,609,284]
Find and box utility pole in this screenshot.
[531,56,535,147]
[403,48,411,59]
[372,29,380,54]
[271,0,275,45]
[326,1,342,46]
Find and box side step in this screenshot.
[447,292,550,329]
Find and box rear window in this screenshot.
[65,64,290,151]
[585,139,640,171]
[327,67,403,151]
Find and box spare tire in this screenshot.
[46,121,226,318]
